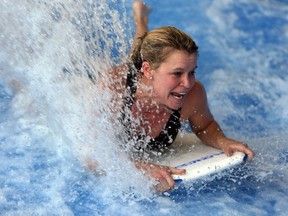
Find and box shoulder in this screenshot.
[181,80,209,119]
[107,64,130,92]
[185,80,207,105]
[109,64,129,78]
[191,80,206,93]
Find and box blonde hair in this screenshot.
[130,26,198,70]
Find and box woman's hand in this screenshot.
[135,162,186,192]
[218,138,255,161]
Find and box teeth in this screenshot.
[172,92,186,96]
[171,92,185,99]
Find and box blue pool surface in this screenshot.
[0,0,288,215]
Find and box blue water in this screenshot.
[1,0,287,215]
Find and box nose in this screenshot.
[181,73,195,89]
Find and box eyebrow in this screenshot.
[173,66,198,71]
[193,66,198,70]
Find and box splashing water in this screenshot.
[1,0,288,215]
[0,0,155,215]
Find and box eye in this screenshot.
[172,71,183,77]
[189,70,196,76]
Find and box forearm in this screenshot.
[194,120,226,150]
[194,120,255,160]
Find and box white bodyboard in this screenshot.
[152,133,246,182]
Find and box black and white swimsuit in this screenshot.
[121,66,181,152]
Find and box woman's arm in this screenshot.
[185,81,255,160]
[135,161,186,192]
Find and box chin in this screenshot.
[168,103,182,111]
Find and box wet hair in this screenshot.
[130,26,198,71]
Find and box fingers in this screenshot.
[136,162,186,192]
[242,145,255,161]
[236,142,255,161]
[156,169,175,191]
[154,166,186,192]
[225,142,255,161]
[169,166,186,175]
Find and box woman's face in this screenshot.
[151,50,197,110]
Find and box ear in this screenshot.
[142,61,154,79]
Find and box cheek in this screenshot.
[191,76,196,85]
[153,78,171,95]
[163,81,177,96]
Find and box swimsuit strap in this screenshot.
[123,65,138,110]
[120,65,138,129]
[121,64,181,150]
[147,108,181,151]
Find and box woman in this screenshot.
[107,1,254,192]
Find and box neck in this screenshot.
[135,78,173,114]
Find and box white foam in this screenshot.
[0,0,154,214]
[1,0,288,215]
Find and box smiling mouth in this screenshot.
[171,92,186,99]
